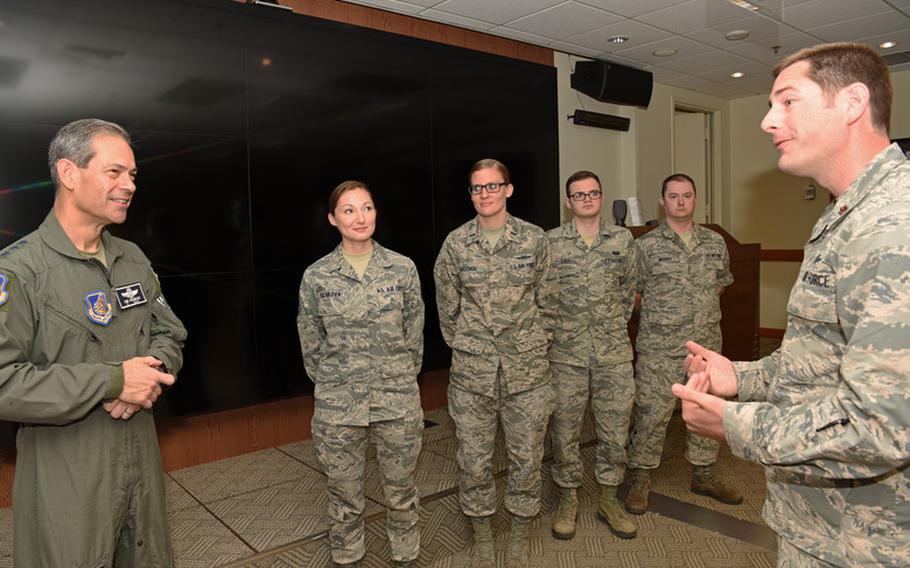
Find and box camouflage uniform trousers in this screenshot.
[312,413,424,564]
[448,371,554,518]
[628,352,718,469]
[549,360,635,487]
[777,539,840,568]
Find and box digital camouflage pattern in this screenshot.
[550,361,635,485]
[434,215,557,517]
[312,414,423,565]
[630,352,718,469]
[297,242,424,426]
[447,378,553,517]
[0,212,186,568]
[546,220,638,487]
[635,223,733,356]
[725,144,910,567]
[433,215,558,398]
[297,241,424,564]
[629,223,732,469]
[546,220,638,367]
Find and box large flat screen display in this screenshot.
[0,0,559,441]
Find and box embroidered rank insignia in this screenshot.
[84,290,113,326]
[115,282,147,309]
[0,273,9,307]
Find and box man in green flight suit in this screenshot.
[546,170,639,540]
[0,118,187,567]
[626,173,742,514]
[675,43,910,567]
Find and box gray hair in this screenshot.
[48,118,131,189]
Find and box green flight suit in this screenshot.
[0,212,187,568]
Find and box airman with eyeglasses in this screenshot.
[434,158,557,568]
[545,170,640,541]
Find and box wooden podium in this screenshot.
[628,224,760,362]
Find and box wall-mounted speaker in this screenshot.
[571,60,653,108]
[570,109,630,131]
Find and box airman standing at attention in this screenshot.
[546,170,639,540]
[434,158,557,568]
[626,173,741,515]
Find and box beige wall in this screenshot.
[726,67,910,329]
[555,54,730,225]
[555,52,636,223]
[556,55,910,332]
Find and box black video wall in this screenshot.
[0,0,559,436]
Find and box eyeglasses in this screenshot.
[468,182,509,195]
[568,190,603,201]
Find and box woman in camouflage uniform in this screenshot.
[297,181,425,567]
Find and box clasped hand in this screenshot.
[104,356,175,420]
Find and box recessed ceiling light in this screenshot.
[727,0,759,12]
[880,41,896,49]
[730,71,745,78]
[653,48,678,57]
[725,29,750,41]
[608,36,629,44]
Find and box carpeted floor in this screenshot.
[0,404,777,567]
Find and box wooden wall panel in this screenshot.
[0,370,451,507]
[250,0,554,67]
[760,249,803,262]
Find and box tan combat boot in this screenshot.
[506,515,531,568]
[691,465,743,505]
[551,486,578,540]
[625,468,651,515]
[469,516,495,568]
[597,485,637,539]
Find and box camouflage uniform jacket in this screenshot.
[433,215,558,397]
[635,222,733,355]
[0,211,186,567]
[546,219,638,367]
[725,144,910,566]
[297,241,424,426]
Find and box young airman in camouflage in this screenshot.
[626,173,741,514]
[0,119,186,567]
[675,43,910,567]
[434,159,557,568]
[297,181,424,568]
[545,170,639,540]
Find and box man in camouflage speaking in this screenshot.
[675,43,910,566]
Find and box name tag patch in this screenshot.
[84,290,113,326]
[115,282,148,309]
[0,273,9,307]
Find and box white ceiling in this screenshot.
[338,0,910,98]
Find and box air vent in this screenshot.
[882,50,910,66]
[0,56,28,88]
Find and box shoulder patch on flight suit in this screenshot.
[115,282,147,309]
[0,273,8,307]
[84,290,113,326]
